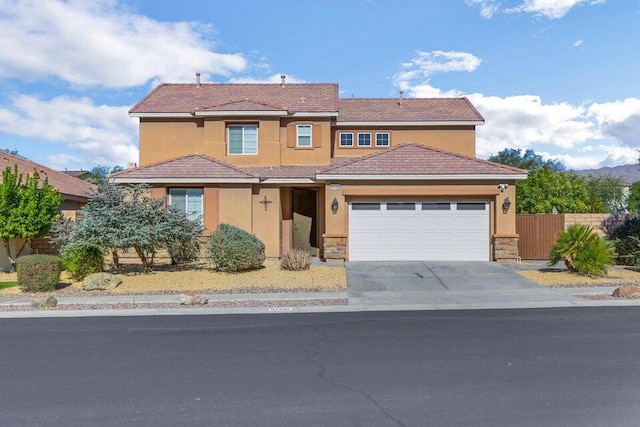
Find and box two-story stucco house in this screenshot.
[111,76,526,262]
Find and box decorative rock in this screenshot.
[612,285,640,298]
[82,273,122,291]
[180,293,208,306]
[31,296,58,308]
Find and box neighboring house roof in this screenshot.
[337,98,484,124]
[130,83,339,115]
[0,152,95,201]
[317,144,527,180]
[108,154,259,183]
[61,170,91,180]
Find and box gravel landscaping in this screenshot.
[0,259,346,297]
[517,265,640,288]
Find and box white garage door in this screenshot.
[348,201,490,261]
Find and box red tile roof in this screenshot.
[0,152,95,200]
[130,83,339,114]
[108,154,257,181]
[319,144,526,176]
[337,98,484,122]
[243,165,328,180]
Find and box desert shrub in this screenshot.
[60,244,104,281]
[16,254,63,292]
[206,224,265,272]
[280,249,312,271]
[168,236,201,265]
[548,224,615,276]
[607,216,640,265]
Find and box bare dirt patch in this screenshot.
[0,260,346,297]
[518,266,640,288]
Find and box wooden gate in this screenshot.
[516,214,565,260]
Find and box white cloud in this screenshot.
[506,0,607,19]
[393,50,482,91]
[467,0,606,19]
[0,94,138,168]
[0,0,247,88]
[465,0,501,18]
[574,39,584,47]
[393,51,640,169]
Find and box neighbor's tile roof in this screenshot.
[108,154,257,180]
[0,152,95,200]
[130,83,339,114]
[320,144,526,176]
[337,98,484,122]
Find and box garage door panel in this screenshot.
[349,201,489,261]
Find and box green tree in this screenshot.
[1,148,20,156]
[584,175,626,213]
[628,183,640,213]
[58,183,202,271]
[0,165,62,263]
[85,165,125,185]
[516,168,591,213]
[488,148,565,172]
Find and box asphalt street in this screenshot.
[1,308,639,427]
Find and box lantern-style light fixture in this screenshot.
[331,197,339,214]
[502,197,512,214]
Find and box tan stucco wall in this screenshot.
[493,183,518,237]
[333,126,476,158]
[139,117,336,167]
[251,187,281,257]
[218,186,253,230]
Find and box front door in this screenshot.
[292,189,318,256]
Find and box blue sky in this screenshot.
[1,0,639,171]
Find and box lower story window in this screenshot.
[169,188,203,223]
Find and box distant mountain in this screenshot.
[575,164,640,185]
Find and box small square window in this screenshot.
[422,202,451,210]
[297,124,312,147]
[457,203,486,211]
[352,202,380,211]
[387,202,415,211]
[357,133,371,147]
[375,132,390,147]
[339,132,354,147]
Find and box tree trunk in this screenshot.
[111,249,120,269]
[134,246,152,271]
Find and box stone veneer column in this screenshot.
[493,235,519,262]
[323,234,347,261]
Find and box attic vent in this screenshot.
[280,74,286,87]
[300,97,305,103]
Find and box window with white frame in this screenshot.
[228,124,258,155]
[339,132,354,147]
[375,132,390,147]
[297,124,312,147]
[357,132,372,147]
[169,188,203,223]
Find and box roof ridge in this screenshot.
[197,99,285,111]
[321,144,411,173]
[339,97,467,100]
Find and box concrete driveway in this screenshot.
[346,261,579,310]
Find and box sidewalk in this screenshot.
[1,286,638,318]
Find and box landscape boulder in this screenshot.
[180,293,208,306]
[82,273,122,291]
[31,296,58,308]
[612,285,640,298]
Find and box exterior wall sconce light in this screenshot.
[331,197,339,214]
[502,197,511,214]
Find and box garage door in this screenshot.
[348,201,489,261]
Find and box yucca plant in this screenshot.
[548,224,615,276]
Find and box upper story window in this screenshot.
[296,124,312,147]
[357,132,372,147]
[375,132,390,147]
[339,132,354,147]
[169,188,203,223]
[228,124,258,155]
